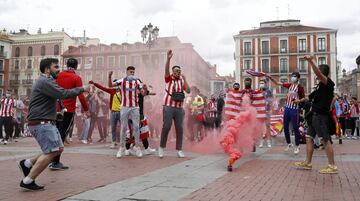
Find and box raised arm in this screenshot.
[266,75,283,86]
[304,55,328,85]
[108,71,113,87]
[165,50,172,78]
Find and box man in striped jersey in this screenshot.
[110,66,146,158]
[0,90,15,144]
[159,50,190,158]
[267,72,306,154]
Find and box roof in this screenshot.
[239,25,336,36]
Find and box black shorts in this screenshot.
[306,112,331,142]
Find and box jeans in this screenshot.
[120,107,140,146]
[81,118,91,140]
[283,107,300,146]
[111,111,121,142]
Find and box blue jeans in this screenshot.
[283,107,300,146]
[80,118,90,140]
[111,111,121,142]
[29,122,64,154]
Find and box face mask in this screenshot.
[234,87,240,90]
[291,77,298,83]
[259,84,265,89]
[245,84,251,88]
[127,75,135,80]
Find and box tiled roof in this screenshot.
[239,25,335,36]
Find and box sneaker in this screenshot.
[259,140,264,148]
[294,161,312,170]
[116,147,124,158]
[110,142,117,149]
[124,149,130,156]
[18,160,31,177]
[20,180,44,191]
[319,165,338,174]
[133,146,143,158]
[69,137,73,142]
[144,147,156,155]
[81,140,88,144]
[284,144,293,152]
[3,140,8,145]
[294,146,300,155]
[177,150,185,158]
[267,140,272,148]
[49,162,69,170]
[158,147,164,158]
[352,136,358,140]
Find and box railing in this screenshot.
[10,80,20,86]
[22,79,33,85]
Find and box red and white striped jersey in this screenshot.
[282,83,305,109]
[224,89,266,120]
[115,78,142,108]
[163,75,186,108]
[0,98,15,117]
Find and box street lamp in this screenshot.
[141,23,159,48]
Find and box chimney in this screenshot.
[37,28,42,34]
[83,30,87,45]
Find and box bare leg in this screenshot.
[305,137,314,164]
[28,149,63,179]
[324,141,335,165]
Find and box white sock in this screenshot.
[24,159,32,168]
[22,176,33,184]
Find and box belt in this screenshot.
[111,110,120,113]
[28,120,53,126]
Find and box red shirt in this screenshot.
[56,70,89,112]
[163,75,186,108]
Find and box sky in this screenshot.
[1,0,359,76]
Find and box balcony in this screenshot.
[22,79,33,85]
[10,80,20,86]
[0,51,7,58]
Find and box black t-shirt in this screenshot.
[311,77,335,114]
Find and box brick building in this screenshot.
[234,19,337,98]
[0,31,12,95]
[62,36,214,96]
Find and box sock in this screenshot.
[22,176,33,184]
[24,159,32,168]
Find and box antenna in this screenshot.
[276,7,279,20]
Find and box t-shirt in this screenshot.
[115,77,142,108]
[282,83,305,109]
[311,78,335,114]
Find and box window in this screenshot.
[76,57,82,69]
[54,45,60,55]
[318,38,326,51]
[280,40,287,53]
[0,74,3,85]
[15,47,20,57]
[0,45,4,55]
[244,42,252,55]
[244,59,251,70]
[280,58,288,73]
[142,55,150,66]
[299,58,307,72]
[108,56,115,67]
[280,78,289,94]
[131,55,140,66]
[261,41,269,54]
[119,55,126,68]
[15,74,19,81]
[261,59,270,73]
[0,60,3,71]
[299,78,308,93]
[84,57,93,69]
[15,60,19,69]
[298,39,307,52]
[28,47,32,57]
[27,59,32,69]
[26,88,31,97]
[95,71,103,82]
[41,45,46,56]
[318,57,326,65]
[96,57,103,68]
[26,74,32,80]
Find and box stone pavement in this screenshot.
[1,136,360,201]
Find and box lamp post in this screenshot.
[141,23,159,49]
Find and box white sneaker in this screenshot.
[177,150,185,158]
[259,140,264,148]
[144,147,156,155]
[116,147,124,158]
[3,140,8,145]
[124,149,130,156]
[158,147,164,158]
[69,137,73,142]
[81,140,88,144]
[267,140,272,148]
[294,146,300,154]
[110,142,117,149]
[133,146,143,158]
[284,144,293,152]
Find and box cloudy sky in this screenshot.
[1,0,359,75]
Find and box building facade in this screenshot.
[62,37,213,96]
[234,19,337,98]
[0,31,12,95]
[9,29,99,98]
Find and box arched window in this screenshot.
[15,47,20,57]
[54,45,60,55]
[41,45,46,56]
[28,46,33,57]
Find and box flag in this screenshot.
[269,112,283,136]
[246,69,266,77]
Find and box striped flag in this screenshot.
[269,112,284,136]
[246,69,267,77]
[224,89,267,120]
